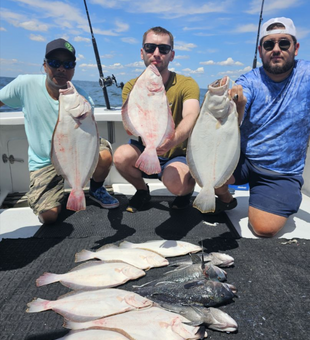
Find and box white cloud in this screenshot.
[29,34,45,42]
[175,42,197,51]
[121,37,139,44]
[0,27,7,31]
[74,36,91,43]
[79,63,98,68]
[182,67,204,74]
[174,55,190,60]
[200,57,243,66]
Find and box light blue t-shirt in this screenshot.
[0,74,94,171]
[236,59,310,175]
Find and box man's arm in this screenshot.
[156,98,200,155]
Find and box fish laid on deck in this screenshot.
[27,288,153,322]
[169,251,235,268]
[64,306,207,340]
[152,300,238,333]
[36,261,145,290]
[55,329,130,340]
[134,279,237,308]
[118,239,201,257]
[75,244,169,270]
[51,81,99,212]
[121,64,175,175]
[187,76,240,213]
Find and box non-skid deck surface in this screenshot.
[1,195,309,340]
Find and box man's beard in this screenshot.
[263,57,295,75]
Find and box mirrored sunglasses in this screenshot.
[143,43,172,55]
[262,39,291,51]
[46,59,76,69]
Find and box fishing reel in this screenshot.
[99,74,124,90]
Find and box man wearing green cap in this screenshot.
[0,38,119,224]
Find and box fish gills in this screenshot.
[51,81,99,211]
[121,64,175,175]
[187,76,240,213]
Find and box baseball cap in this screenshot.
[259,17,297,42]
[45,38,76,60]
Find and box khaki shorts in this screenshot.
[28,138,112,215]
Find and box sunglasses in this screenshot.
[262,39,291,51]
[46,59,76,70]
[143,43,172,55]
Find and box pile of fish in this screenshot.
[51,81,99,212]
[187,76,240,213]
[121,64,175,175]
[27,240,238,339]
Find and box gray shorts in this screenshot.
[28,137,112,215]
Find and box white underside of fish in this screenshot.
[35,260,145,290]
[51,81,99,211]
[118,240,201,257]
[121,64,175,175]
[75,244,169,270]
[187,76,240,213]
[27,288,153,322]
[64,307,208,340]
[56,329,130,340]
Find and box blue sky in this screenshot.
[1,0,309,89]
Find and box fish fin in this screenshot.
[74,249,95,263]
[26,298,50,313]
[36,272,60,287]
[66,189,86,211]
[189,253,201,264]
[135,148,161,175]
[193,187,216,213]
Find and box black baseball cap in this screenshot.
[45,38,76,60]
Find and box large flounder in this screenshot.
[121,64,175,175]
[187,76,240,213]
[51,81,99,212]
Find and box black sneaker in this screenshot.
[170,192,192,210]
[208,197,238,215]
[126,184,151,213]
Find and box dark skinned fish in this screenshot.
[134,279,237,308]
[153,299,238,333]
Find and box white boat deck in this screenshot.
[1,183,309,241]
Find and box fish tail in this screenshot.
[26,298,50,313]
[66,189,86,211]
[74,249,94,263]
[193,187,216,213]
[36,272,60,287]
[135,148,161,175]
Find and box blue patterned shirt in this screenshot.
[236,60,310,175]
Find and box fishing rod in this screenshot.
[252,0,265,69]
[83,0,123,109]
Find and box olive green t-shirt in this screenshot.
[122,71,200,159]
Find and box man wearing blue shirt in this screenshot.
[215,17,310,237]
[0,38,119,224]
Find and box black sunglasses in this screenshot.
[262,39,291,51]
[46,59,76,70]
[143,43,172,55]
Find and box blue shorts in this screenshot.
[129,139,187,180]
[233,153,304,218]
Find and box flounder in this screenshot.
[187,76,240,213]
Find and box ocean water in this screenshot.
[0,76,207,112]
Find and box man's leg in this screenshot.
[28,165,65,224]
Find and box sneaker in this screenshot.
[89,186,119,209]
[126,185,151,213]
[170,192,192,210]
[208,197,237,215]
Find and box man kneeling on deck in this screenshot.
[215,17,310,237]
[0,38,119,224]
